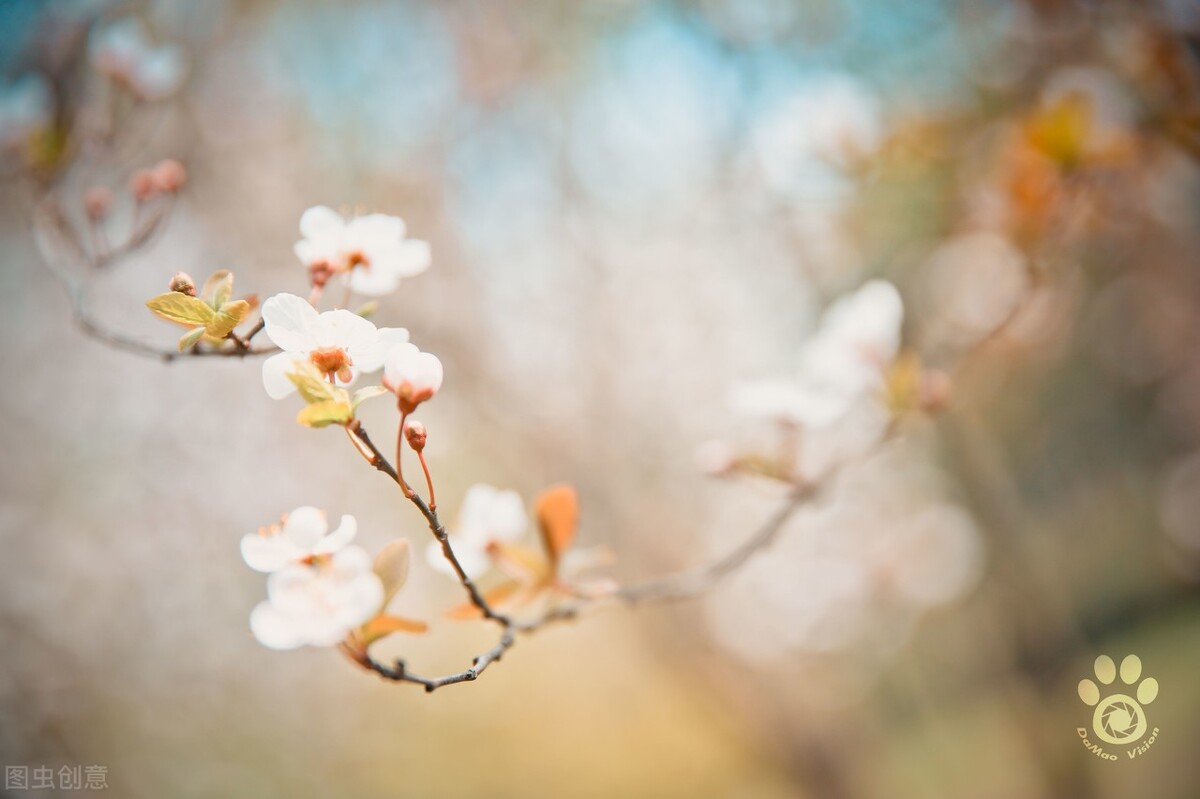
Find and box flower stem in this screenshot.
[395,412,414,498]
[417,449,436,511]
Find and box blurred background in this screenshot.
[2,0,1200,796]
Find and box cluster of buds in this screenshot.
[130,159,186,202]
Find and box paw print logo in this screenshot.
[1078,654,1159,745]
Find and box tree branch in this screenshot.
[348,623,516,693]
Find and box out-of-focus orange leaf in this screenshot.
[535,484,578,566]
[360,614,427,646]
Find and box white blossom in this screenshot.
[240,506,357,573]
[294,206,431,296]
[249,545,384,650]
[89,18,185,101]
[382,342,443,409]
[730,279,903,429]
[259,292,408,399]
[426,484,528,579]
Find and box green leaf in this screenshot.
[205,299,250,339]
[286,361,346,404]
[351,385,388,410]
[177,326,206,351]
[296,400,353,428]
[202,270,234,307]
[355,301,379,319]
[146,293,216,327]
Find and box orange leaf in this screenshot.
[535,484,578,566]
[360,614,427,646]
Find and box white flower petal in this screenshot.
[240,534,296,573]
[261,293,320,353]
[299,206,346,242]
[266,565,317,611]
[355,327,409,373]
[283,506,328,550]
[388,239,432,278]
[316,308,378,352]
[348,263,402,297]
[489,491,529,541]
[330,545,373,576]
[261,352,301,400]
[348,213,406,243]
[249,601,306,650]
[332,573,385,628]
[133,45,184,99]
[384,344,443,394]
[315,514,357,555]
[457,484,528,542]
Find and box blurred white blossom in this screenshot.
[249,545,383,650]
[923,232,1029,345]
[259,293,407,399]
[240,506,357,573]
[427,484,528,579]
[294,206,431,296]
[707,448,983,663]
[730,279,903,430]
[754,73,882,199]
[89,18,186,101]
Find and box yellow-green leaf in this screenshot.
[177,326,206,351]
[351,385,388,410]
[146,292,215,327]
[205,299,250,339]
[202,270,234,307]
[286,361,345,404]
[296,400,353,428]
[355,301,379,319]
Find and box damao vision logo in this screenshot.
[1076,654,1160,761]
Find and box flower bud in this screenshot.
[83,186,113,220]
[308,260,334,289]
[382,343,444,414]
[152,159,187,193]
[130,168,157,201]
[404,419,427,452]
[919,370,952,413]
[169,272,197,296]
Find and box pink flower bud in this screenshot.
[382,343,443,414]
[919,370,952,413]
[84,186,113,220]
[152,159,187,193]
[130,168,157,201]
[169,272,197,296]
[404,419,428,452]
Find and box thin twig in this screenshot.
[343,417,822,688]
[34,198,278,362]
[350,624,516,692]
[346,421,510,625]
